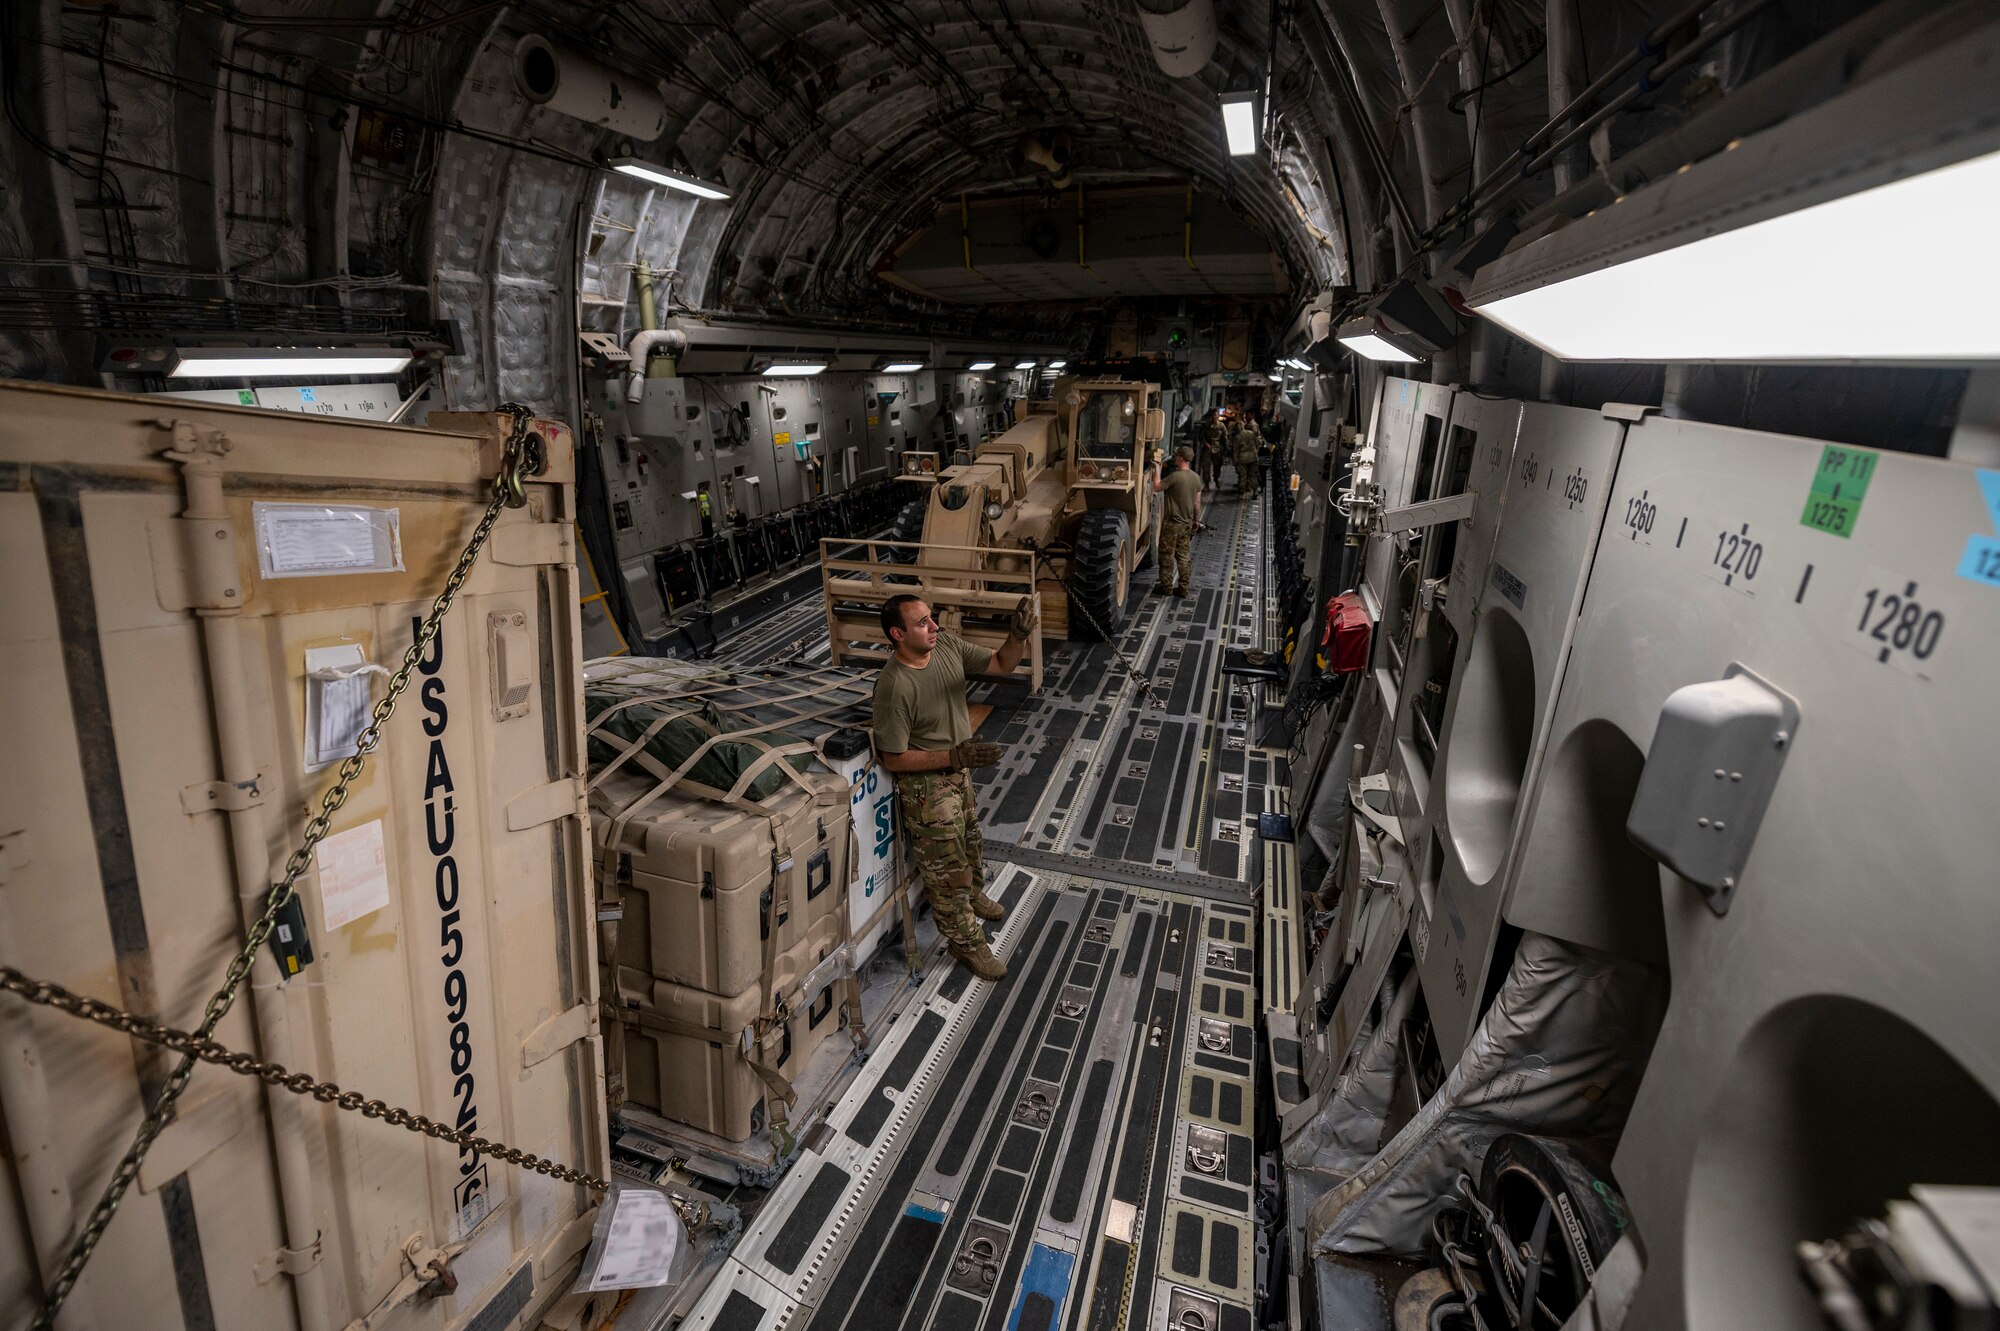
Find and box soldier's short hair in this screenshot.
[1175,447,1194,463]
[882,593,925,642]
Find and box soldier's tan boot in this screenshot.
[970,889,1007,921]
[951,943,1008,981]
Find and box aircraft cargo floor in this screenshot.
[678,481,1293,1331]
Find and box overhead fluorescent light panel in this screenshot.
[166,346,416,379]
[967,360,998,371]
[1465,21,2000,362]
[1221,92,1259,157]
[608,157,732,201]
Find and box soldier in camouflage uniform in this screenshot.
[1199,410,1226,490]
[1232,418,1261,493]
[1151,447,1202,597]
[872,592,1037,980]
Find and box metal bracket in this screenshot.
[1377,490,1476,535]
[1600,401,1662,422]
[1186,1124,1228,1176]
[180,772,271,815]
[947,1222,1009,1296]
[1014,1079,1061,1127]
[253,1233,324,1285]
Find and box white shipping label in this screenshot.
[305,643,372,770]
[316,819,391,933]
[254,501,402,578]
[575,1188,686,1292]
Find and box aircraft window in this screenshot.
[1078,392,1137,458]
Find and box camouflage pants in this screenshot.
[898,769,986,951]
[1200,450,1222,487]
[1159,516,1194,592]
[1233,453,1258,490]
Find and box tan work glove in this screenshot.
[1009,594,1040,641]
[951,740,1004,771]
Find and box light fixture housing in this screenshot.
[1335,323,1424,364]
[1014,359,1038,370]
[165,346,415,379]
[1048,359,1067,369]
[758,361,828,377]
[967,360,998,372]
[1336,279,1462,364]
[1465,21,2000,363]
[877,359,926,373]
[1221,92,1259,157]
[607,157,731,201]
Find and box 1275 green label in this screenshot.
[1800,445,1877,538]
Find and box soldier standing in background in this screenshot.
[1233,415,1261,494]
[1152,446,1203,598]
[871,593,1037,980]
[1199,410,1225,490]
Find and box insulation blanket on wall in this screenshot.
[1307,932,1665,1258]
[1283,968,1414,1181]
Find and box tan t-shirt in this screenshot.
[872,632,990,752]
[1162,467,1202,523]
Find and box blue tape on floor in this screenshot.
[1004,1242,1076,1331]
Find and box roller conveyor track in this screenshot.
[680,484,1284,1331]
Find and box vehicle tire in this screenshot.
[1477,1134,1628,1328]
[1068,509,1131,641]
[883,498,927,561]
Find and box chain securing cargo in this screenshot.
[6,404,643,1329]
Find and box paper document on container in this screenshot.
[574,1186,687,1291]
[317,819,391,933]
[305,642,372,769]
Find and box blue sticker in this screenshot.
[299,386,317,402]
[903,1202,945,1224]
[1961,471,2000,586]
[1958,535,2000,587]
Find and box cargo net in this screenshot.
[585,658,902,1153]
[584,658,876,809]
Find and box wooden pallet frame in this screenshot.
[820,536,1050,691]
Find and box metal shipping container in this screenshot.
[0,383,607,1330]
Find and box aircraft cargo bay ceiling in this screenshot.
[0,0,1916,418]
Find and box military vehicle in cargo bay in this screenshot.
[823,375,1168,687]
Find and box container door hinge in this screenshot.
[522,1003,596,1069]
[489,521,573,567]
[180,772,271,815]
[506,776,585,831]
[253,1233,323,1285]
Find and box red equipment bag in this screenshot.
[1315,592,1371,673]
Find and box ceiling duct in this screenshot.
[513,35,668,140]
[1019,133,1073,191]
[1134,0,1218,78]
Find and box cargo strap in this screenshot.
[614,1004,800,1121]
